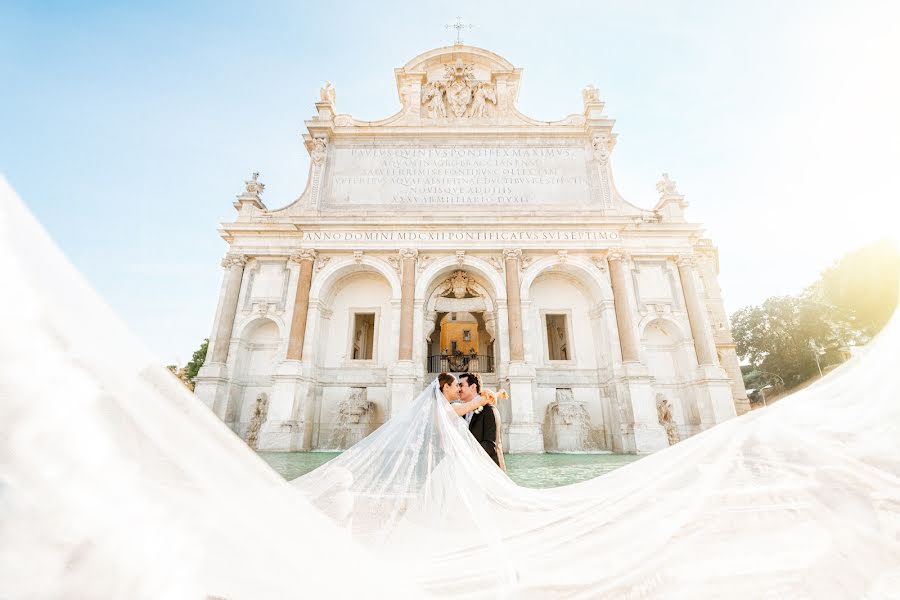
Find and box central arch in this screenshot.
[416,256,504,374]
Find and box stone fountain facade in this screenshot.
[194,44,749,455]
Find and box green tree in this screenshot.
[731,294,852,388]
[183,338,208,389]
[820,239,900,338]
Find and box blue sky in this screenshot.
[2,1,898,364]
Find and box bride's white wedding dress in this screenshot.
[2,177,899,599]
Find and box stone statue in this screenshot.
[422,81,446,119]
[246,392,269,450]
[582,84,600,103]
[656,173,679,198]
[656,394,679,446]
[469,82,497,118]
[320,81,336,104]
[244,172,265,195]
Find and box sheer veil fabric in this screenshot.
[2,177,899,599]
[294,328,900,598]
[0,179,422,599]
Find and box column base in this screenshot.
[694,365,738,427]
[389,360,419,419]
[503,362,544,453]
[194,362,232,420]
[506,422,545,453]
[268,360,317,450]
[256,419,303,451]
[618,363,670,454]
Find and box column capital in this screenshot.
[607,248,630,263]
[675,254,695,268]
[221,253,248,269]
[502,248,522,261]
[290,248,318,263]
[399,248,419,260]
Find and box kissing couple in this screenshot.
[437,372,507,472]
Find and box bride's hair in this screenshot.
[437,372,455,392]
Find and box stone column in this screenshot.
[695,252,751,415]
[194,252,247,421]
[389,249,419,418]
[605,250,668,453]
[677,254,737,426]
[607,250,640,363]
[398,248,418,360]
[501,248,543,453]
[503,249,525,361]
[676,255,717,366]
[210,253,248,364]
[286,249,317,360]
[264,249,318,451]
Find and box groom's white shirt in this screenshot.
[464,408,474,426]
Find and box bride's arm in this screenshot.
[452,394,489,416]
[452,389,508,416]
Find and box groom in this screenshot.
[457,372,502,468]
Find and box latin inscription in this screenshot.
[300,230,619,243]
[328,146,591,205]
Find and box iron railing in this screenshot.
[427,354,495,374]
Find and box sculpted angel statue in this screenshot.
[469,82,496,118]
[422,81,446,119]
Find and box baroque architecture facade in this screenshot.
[194,45,750,454]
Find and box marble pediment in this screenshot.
[310,45,594,131]
[251,45,665,218]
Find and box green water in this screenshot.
[259,451,641,489]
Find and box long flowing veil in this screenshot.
[0,178,421,599]
[294,324,900,597]
[2,176,899,599]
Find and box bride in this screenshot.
[3,178,900,599]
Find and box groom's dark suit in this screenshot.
[467,405,500,467]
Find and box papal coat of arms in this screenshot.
[422,59,496,119]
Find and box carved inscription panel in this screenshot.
[326,144,592,206]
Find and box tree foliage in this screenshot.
[183,338,208,388]
[730,240,897,390]
[819,239,899,338]
[731,294,850,388]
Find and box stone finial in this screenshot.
[582,84,605,118]
[245,172,265,195]
[654,173,689,223]
[319,81,336,105]
[656,173,679,199]
[233,172,267,214]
